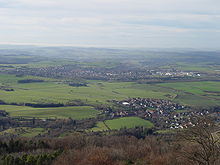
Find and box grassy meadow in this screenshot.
[0,74,175,106]
[158,81,220,106]
[0,105,99,119]
[91,117,154,131]
[159,81,220,96]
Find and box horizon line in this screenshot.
[0,42,219,51]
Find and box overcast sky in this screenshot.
[0,0,220,49]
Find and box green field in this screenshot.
[91,117,154,131]
[0,105,99,119]
[0,74,175,105]
[159,81,220,95]
[1,74,220,120]
[158,81,220,106]
[175,62,220,73]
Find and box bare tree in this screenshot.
[178,116,220,165]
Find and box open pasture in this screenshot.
[159,81,220,95]
[0,74,176,106]
[0,105,99,119]
[91,117,154,131]
[158,81,220,106]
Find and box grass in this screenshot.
[175,62,220,73]
[0,105,99,119]
[0,74,176,106]
[0,74,55,84]
[1,74,220,120]
[91,117,154,131]
[159,81,220,95]
[174,93,220,107]
[91,121,109,132]
[158,81,220,106]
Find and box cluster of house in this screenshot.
[107,98,219,129]
[152,70,201,77]
[4,64,201,81]
[115,98,185,112]
[165,110,211,129]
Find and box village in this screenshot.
[101,98,219,130]
[1,64,201,81]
